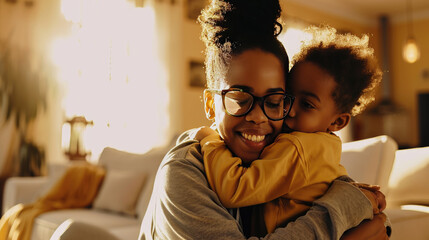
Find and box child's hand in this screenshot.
[352,182,380,192]
[352,182,386,213]
[190,126,217,141]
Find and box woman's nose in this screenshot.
[245,102,268,124]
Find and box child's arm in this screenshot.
[198,132,306,208]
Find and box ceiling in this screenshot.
[286,0,429,25]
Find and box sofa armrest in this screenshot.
[2,176,49,214]
[341,135,398,194]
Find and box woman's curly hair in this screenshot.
[198,0,289,89]
[290,26,382,116]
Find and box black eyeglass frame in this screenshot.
[206,88,295,121]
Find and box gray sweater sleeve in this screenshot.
[139,133,373,240]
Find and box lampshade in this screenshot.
[403,37,420,63]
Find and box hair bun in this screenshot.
[225,0,282,36]
[199,0,282,49]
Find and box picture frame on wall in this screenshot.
[189,60,206,88]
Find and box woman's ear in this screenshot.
[328,113,351,132]
[204,90,216,121]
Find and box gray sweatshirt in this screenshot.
[139,131,374,240]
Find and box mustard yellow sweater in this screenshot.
[201,131,348,233]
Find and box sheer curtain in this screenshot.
[54,0,171,161]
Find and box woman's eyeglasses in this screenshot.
[206,88,295,121]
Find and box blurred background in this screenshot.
[0,0,428,177]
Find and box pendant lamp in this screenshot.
[402,0,420,63]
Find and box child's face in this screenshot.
[284,61,342,133]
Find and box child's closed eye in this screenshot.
[300,100,316,110]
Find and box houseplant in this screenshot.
[0,40,52,176]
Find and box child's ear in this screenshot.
[328,113,351,132]
[203,90,216,121]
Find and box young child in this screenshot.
[193,26,384,234]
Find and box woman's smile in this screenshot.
[235,126,275,159]
[238,132,268,152]
[241,132,265,143]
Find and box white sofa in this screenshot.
[2,144,173,240]
[341,136,429,240]
[2,135,429,239]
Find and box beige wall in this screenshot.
[280,1,376,34]
[177,19,212,132]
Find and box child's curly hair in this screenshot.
[290,26,382,116]
[198,0,289,89]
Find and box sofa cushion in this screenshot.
[340,135,398,194]
[97,145,171,219]
[388,146,429,207]
[93,170,146,216]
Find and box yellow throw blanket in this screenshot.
[0,163,106,240]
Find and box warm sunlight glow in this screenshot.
[61,0,81,23]
[401,205,429,214]
[278,27,313,69]
[50,219,74,239]
[61,124,70,150]
[53,1,169,161]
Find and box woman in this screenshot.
[139,0,389,239]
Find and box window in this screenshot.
[53,1,169,161]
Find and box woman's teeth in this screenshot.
[241,133,265,142]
